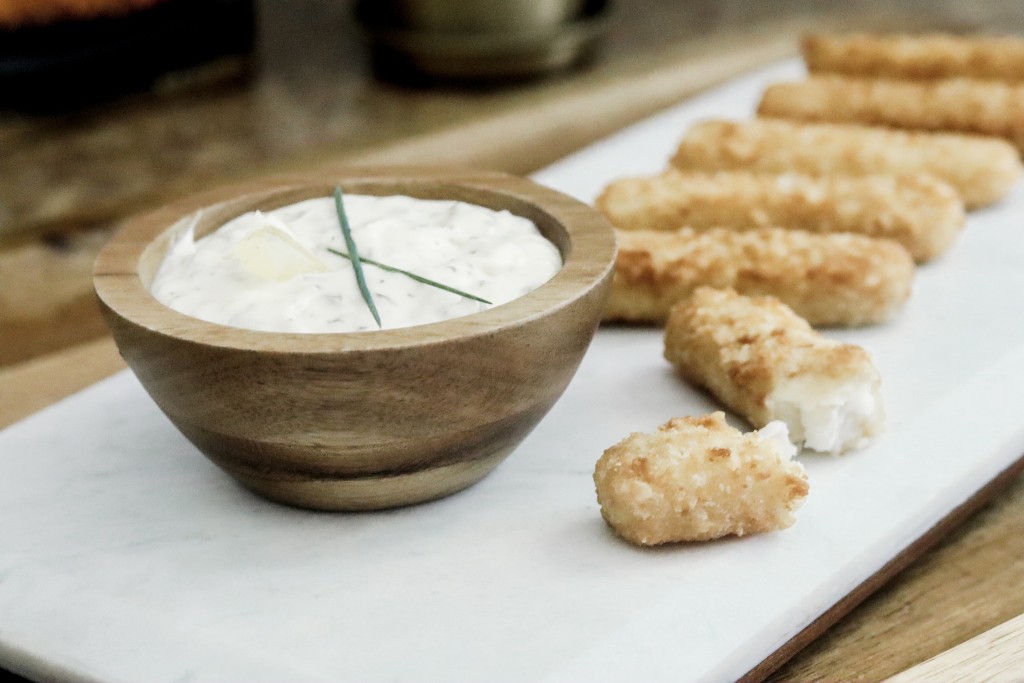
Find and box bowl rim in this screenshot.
[93,165,616,353]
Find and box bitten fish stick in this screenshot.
[802,33,1024,82]
[595,169,964,263]
[593,412,808,545]
[664,287,885,454]
[757,75,1024,153]
[606,227,913,327]
[670,119,1021,209]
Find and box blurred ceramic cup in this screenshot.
[355,0,611,81]
[392,0,588,32]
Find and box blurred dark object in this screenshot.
[355,0,613,84]
[0,0,254,111]
[390,0,587,32]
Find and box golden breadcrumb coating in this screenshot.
[0,0,162,27]
[594,412,809,545]
[664,287,884,453]
[803,33,1024,82]
[595,169,963,263]
[758,75,1024,154]
[671,119,1021,209]
[605,227,913,327]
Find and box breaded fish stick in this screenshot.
[671,119,1021,209]
[606,227,913,327]
[596,169,963,263]
[803,33,1024,82]
[593,412,808,545]
[664,287,885,454]
[758,75,1024,153]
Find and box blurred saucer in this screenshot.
[354,0,613,83]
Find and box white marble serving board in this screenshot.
[4,60,1024,683]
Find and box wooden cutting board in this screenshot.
[883,613,1024,683]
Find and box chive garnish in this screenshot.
[333,186,381,328]
[327,248,492,305]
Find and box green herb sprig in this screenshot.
[327,249,492,305]
[334,186,381,328]
[331,186,492,310]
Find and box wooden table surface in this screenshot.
[3,1,1024,680]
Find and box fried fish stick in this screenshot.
[606,227,913,327]
[664,287,885,454]
[802,33,1024,82]
[670,119,1021,209]
[595,169,963,262]
[758,75,1024,153]
[593,413,808,545]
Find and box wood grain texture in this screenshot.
[883,613,1024,683]
[93,168,615,510]
[0,229,115,366]
[0,336,124,430]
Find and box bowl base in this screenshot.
[220,453,505,511]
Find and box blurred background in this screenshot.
[2,0,1024,371]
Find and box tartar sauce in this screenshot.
[149,194,563,333]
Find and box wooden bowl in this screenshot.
[93,167,616,510]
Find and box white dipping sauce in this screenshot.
[149,194,563,333]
